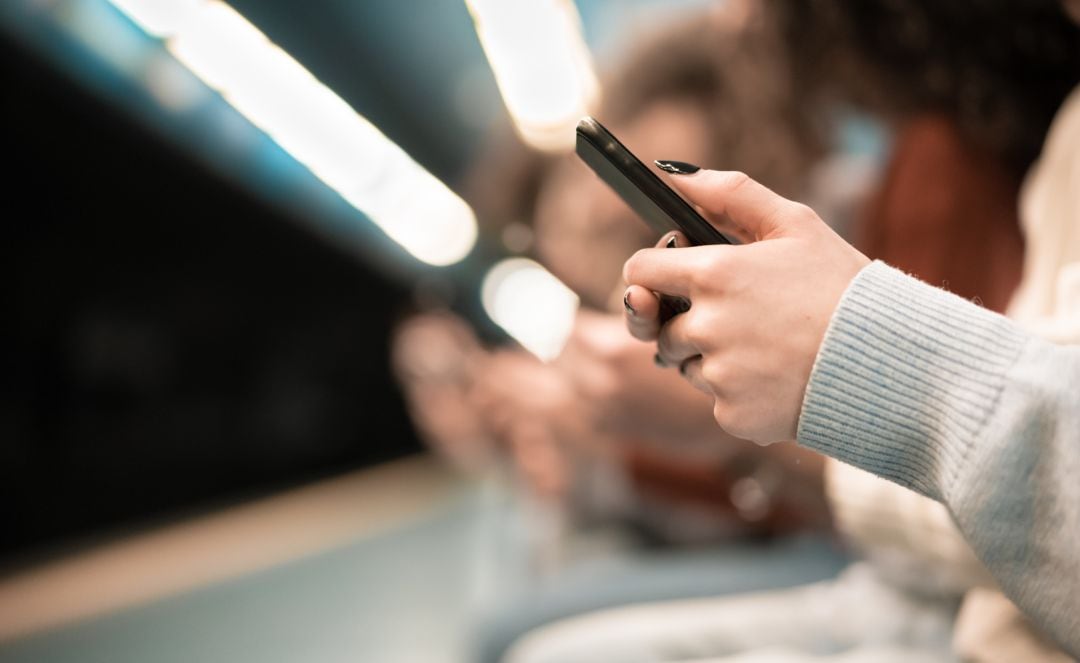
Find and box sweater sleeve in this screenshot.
[797,260,1080,655]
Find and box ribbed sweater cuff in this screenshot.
[796,261,1026,501]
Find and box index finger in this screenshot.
[622,245,718,297]
[623,285,661,341]
[665,170,801,242]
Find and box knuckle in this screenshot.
[706,252,732,281]
[690,252,730,290]
[700,357,728,387]
[711,399,735,431]
[713,399,752,440]
[657,327,678,360]
[623,249,650,285]
[787,202,820,225]
[683,313,713,347]
[717,170,751,193]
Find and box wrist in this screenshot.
[795,261,1026,500]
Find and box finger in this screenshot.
[623,246,711,298]
[676,356,712,395]
[664,170,803,241]
[656,311,701,367]
[690,202,753,245]
[652,232,693,322]
[623,285,661,341]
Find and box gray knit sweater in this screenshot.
[797,261,1080,656]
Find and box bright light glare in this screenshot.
[109,0,201,38]
[109,0,477,266]
[482,258,580,361]
[467,0,599,152]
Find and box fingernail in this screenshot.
[623,291,636,316]
[653,353,667,368]
[655,160,701,175]
[665,235,678,249]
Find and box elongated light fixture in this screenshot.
[109,0,477,266]
[466,0,599,152]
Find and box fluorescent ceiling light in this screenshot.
[109,0,477,266]
[108,0,200,37]
[481,258,579,361]
[466,0,599,152]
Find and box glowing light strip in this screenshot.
[482,258,579,361]
[466,0,599,152]
[109,0,477,266]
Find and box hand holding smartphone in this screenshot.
[575,117,734,318]
[575,117,734,247]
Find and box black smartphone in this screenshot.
[575,116,733,247]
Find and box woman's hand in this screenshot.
[622,170,870,444]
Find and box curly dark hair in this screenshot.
[771,0,1080,177]
[600,10,826,200]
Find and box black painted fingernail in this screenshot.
[665,235,678,249]
[623,291,636,316]
[655,160,701,175]
[653,353,666,368]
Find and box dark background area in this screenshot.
[0,36,422,560]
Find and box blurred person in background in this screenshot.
[503,0,1080,661]
[394,7,852,662]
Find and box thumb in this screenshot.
[660,168,805,241]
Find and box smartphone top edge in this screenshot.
[576,116,602,132]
